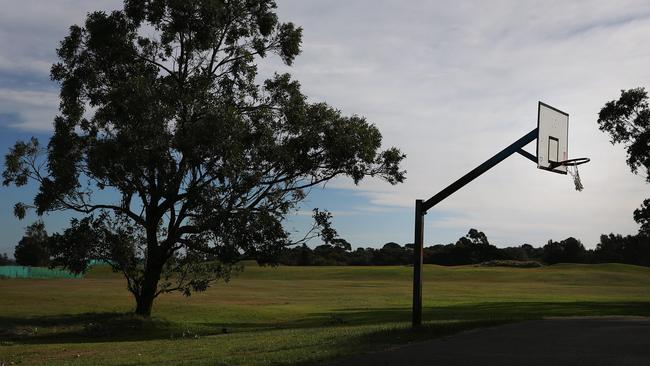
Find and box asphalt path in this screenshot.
[325,317,650,366]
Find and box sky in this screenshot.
[1,0,650,255]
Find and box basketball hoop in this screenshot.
[411,101,592,328]
[549,158,590,191]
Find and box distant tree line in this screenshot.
[3,223,649,268]
[274,229,650,267]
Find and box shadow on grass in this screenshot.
[287,319,516,366]
[327,300,650,325]
[2,301,650,346]
[0,312,175,344]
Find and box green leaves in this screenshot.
[598,88,650,235]
[598,88,649,142]
[598,88,650,180]
[13,203,27,220]
[277,22,302,65]
[2,137,40,187]
[633,199,650,236]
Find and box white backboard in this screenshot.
[537,102,568,174]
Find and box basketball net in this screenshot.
[567,163,583,191]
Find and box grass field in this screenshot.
[2,262,650,365]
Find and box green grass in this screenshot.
[1,262,650,365]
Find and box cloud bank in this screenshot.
[1,0,649,248]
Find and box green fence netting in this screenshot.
[0,266,82,279]
[87,259,115,267]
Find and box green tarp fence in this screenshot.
[0,265,81,279]
[87,259,115,266]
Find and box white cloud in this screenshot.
[0,0,122,130]
[267,0,650,246]
[0,89,58,107]
[2,0,650,247]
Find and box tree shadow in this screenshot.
[2,301,649,346]
[0,312,173,344]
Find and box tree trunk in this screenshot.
[134,229,164,317]
[134,265,161,317]
[135,263,163,316]
[135,291,155,317]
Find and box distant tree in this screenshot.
[598,88,650,235]
[14,221,49,267]
[331,238,352,252]
[465,228,489,246]
[276,229,565,267]
[0,253,13,265]
[296,244,315,266]
[520,243,544,260]
[311,234,354,265]
[543,237,586,264]
[500,246,529,261]
[455,229,490,248]
[561,237,587,263]
[275,234,578,267]
[542,240,563,264]
[620,235,650,266]
[312,244,344,265]
[594,233,650,266]
[424,244,455,265]
[633,202,650,235]
[348,247,374,265]
[382,242,401,250]
[374,242,407,265]
[595,234,625,263]
[275,243,310,266]
[2,1,404,317]
[452,229,502,264]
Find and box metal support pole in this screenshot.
[412,199,424,327]
[412,128,539,328]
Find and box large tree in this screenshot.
[3,0,405,316]
[598,88,650,235]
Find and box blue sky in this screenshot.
[2,0,650,255]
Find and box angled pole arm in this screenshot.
[517,149,537,164]
[412,127,537,328]
[421,128,538,212]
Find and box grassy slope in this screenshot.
[1,263,650,365]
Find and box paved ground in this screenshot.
[326,317,650,366]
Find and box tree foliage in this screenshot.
[542,237,586,264]
[14,221,50,267]
[598,88,650,181]
[595,233,650,267]
[280,229,509,266]
[598,88,650,235]
[2,0,405,316]
[276,229,649,267]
